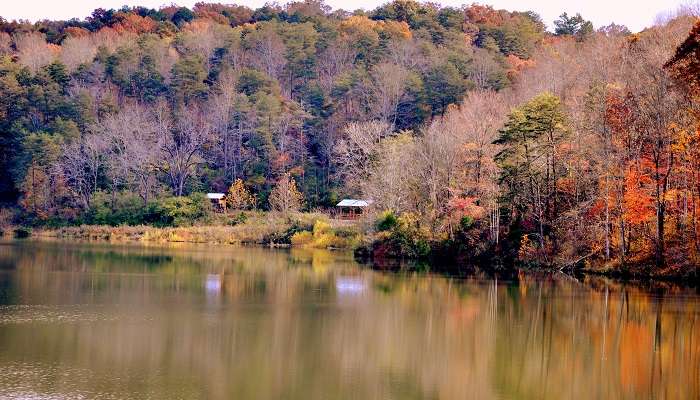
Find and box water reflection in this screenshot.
[0,240,697,400]
[336,277,366,295]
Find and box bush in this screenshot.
[289,219,361,249]
[290,230,313,245]
[227,212,248,226]
[376,210,398,231]
[13,227,31,238]
[84,192,212,227]
[368,212,432,259]
[158,193,212,227]
[312,220,332,235]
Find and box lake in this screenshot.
[0,240,698,400]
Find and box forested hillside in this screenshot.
[0,1,699,275]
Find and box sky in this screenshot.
[0,0,691,33]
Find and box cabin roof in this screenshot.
[207,193,226,199]
[336,199,370,207]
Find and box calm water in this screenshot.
[0,240,698,400]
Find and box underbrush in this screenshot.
[290,220,361,249]
[31,211,361,250]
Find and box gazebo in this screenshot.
[336,199,371,220]
[206,193,226,212]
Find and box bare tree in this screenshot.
[15,32,55,72]
[60,133,109,208]
[244,22,286,82]
[333,121,391,194]
[414,117,464,226]
[59,35,97,72]
[316,41,356,92]
[365,62,411,128]
[157,102,213,196]
[362,134,417,213]
[0,32,11,55]
[94,103,164,205]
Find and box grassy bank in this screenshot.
[15,212,363,250]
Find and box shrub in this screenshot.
[312,220,332,236]
[290,230,313,245]
[370,212,432,259]
[288,219,361,249]
[459,215,474,231]
[83,192,192,227]
[376,210,398,231]
[158,193,212,227]
[13,227,31,238]
[227,212,248,226]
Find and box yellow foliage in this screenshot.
[313,220,332,236]
[226,178,256,210]
[291,231,313,245]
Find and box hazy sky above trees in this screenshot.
[1,0,689,32]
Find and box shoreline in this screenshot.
[5,224,698,285]
[0,214,363,250]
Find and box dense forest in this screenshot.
[0,1,699,276]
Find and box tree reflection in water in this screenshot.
[0,240,697,400]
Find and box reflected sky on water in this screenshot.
[0,240,698,400]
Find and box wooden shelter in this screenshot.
[336,199,370,220]
[207,193,227,212]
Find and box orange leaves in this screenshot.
[517,234,537,262]
[505,54,535,80]
[605,91,633,138]
[379,20,412,40]
[623,163,654,226]
[339,16,411,41]
[111,12,157,34]
[339,15,378,34]
[192,8,232,26]
[464,4,504,27]
[64,27,90,38]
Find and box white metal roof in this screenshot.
[336,199,370,207]
[206,193,226,199]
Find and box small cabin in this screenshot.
[336,199,370,220]
[207,193,226,212]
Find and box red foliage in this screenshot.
[447,196,485,220]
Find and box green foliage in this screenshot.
[158,193,212,227]
[494,92,568,243]
[459,216,474,231]
[170,55,208,102]
[171,7,195,26]
[423,62,469,115]
[85,192,212,227]
[376,210,398,231]
[554,13,593,41]
[237,68,277,96]
[388,213,431,259]
[227,212,248,226]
